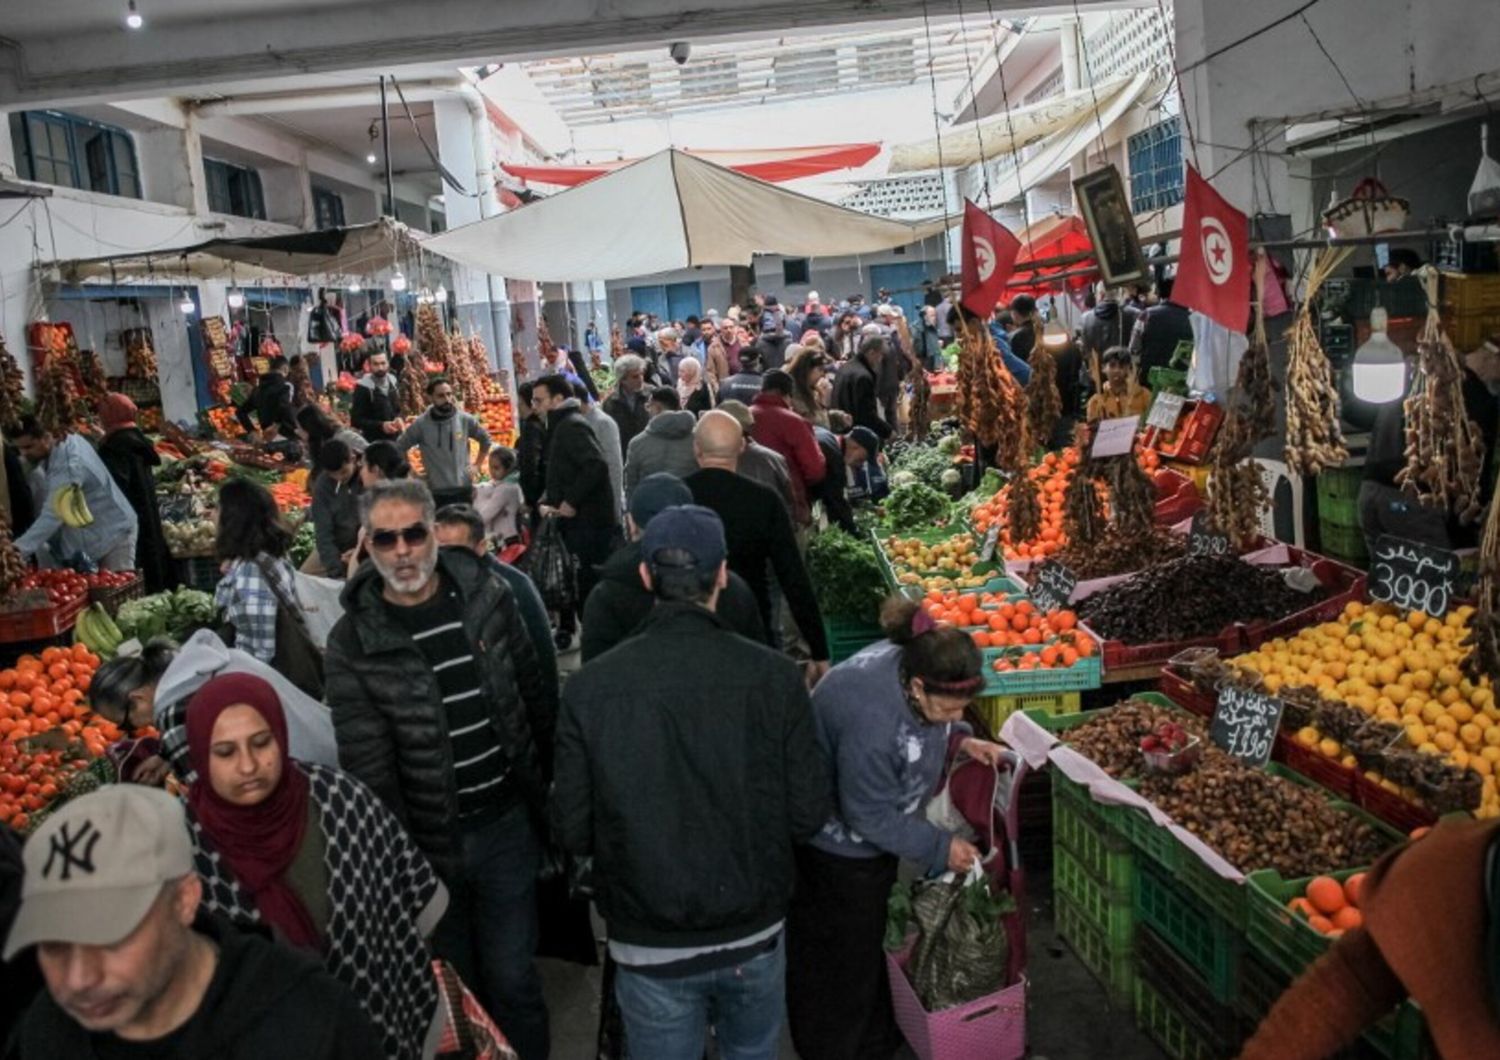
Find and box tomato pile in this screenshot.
[14,569,90,607]
[0,645,122,830]
[919,589,1097,671]
[82,571,137,590]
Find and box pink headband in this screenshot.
[911,609,939,636]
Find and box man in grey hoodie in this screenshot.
[623,387,699,501]
[396,377,492,508]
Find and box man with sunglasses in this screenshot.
[325,478,555,1060]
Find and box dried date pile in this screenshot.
[1076,554,1320,644]
[1063,699,1207,778]
[1053,527,1185,580]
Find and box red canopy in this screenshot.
[1005,215,1098,297]
[502,143,881,188]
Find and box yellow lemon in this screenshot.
[1434,731,1458,752]
[1436,714,1460,735]
[1449,702,1476,724]
[1462,723,1484,749]
[1295,726,1320,748]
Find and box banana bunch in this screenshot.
[74,603,125,658]
[50,484,94,528]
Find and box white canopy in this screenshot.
[424,149,951,282]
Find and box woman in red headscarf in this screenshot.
[95,392,176,592]
[183,673,448,1060]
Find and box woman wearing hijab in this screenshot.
[675,355,715,414]
[185,672,448,1060]
[95,393,177,592]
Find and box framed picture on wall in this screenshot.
[1073,164,1149,286]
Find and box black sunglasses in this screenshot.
[369,523,431,551]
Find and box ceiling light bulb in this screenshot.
[226,289,245,309]
[348,280,362,293]
[1041,319,1070,351]
[366,152,378,165]
[178,295,195,314]
[434,284,448,303]
[390,270,407,292]
[125,1,144,29]
[1351,307,1406,403]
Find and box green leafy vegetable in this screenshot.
[116,587,218,644]
[882,482,952,533]
[806,529,887,624]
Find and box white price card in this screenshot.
[1090,416,1140,458]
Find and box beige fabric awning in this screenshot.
[424,150,952,282]
[889,71,1160,181]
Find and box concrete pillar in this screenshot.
[432,93,514,386]
[1060,16,1088,196]
[0,112,16,179]
[135,125,198,211]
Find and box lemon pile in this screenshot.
[1230,600,1500,819]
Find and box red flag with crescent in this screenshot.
[960,200,1022,318]
[1175,165,1250,331]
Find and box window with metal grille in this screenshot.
[8,111,141,198]
[856,40,915,86]
[591,62,651,108]
[204,158,266,220]
[774,49,838,95]
[312,185,345,228]
[1127,116,1184,214]
[679,55,740,100]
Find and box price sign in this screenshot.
[1146,392,1186,431]
[1369,535,1459,618]
[1211,684,1284,767]
[1091,415,1140,458]
[978,524,1001,563]
[1187,512,1231,558]
[1030,561,1078,614]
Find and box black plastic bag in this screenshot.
[526,515,577,614]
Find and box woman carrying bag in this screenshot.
[212,478,324,698]
[786,595,1006,1060]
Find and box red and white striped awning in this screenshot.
[501,143,881,187]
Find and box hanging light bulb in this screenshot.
[366,152,378,165]
[348,279,362,293]
[124,0,144,30]
[178,292,195,314]
[1351,307,1406,403]
[226,288,245,309]
[434,284,448,303]
[390,270,408,292]
[1041,318,1070,351]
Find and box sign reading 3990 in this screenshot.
[1369,534,1459,619]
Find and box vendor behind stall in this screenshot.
[786,595,1004,1060]
[12,415,138,571]
[1086,347,1152,423]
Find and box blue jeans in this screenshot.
[613,936,786,1060]
[432,803,551,1060]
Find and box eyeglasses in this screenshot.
[368,523,431,551]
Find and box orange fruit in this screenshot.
[1286,897,1316,919]
[1343,873,1366,908]
[1307,914,1336,935]
[971,631,992,648]
[1332,906,1364,931]
[1052,610,1077,630]
[1305,876,1346,916]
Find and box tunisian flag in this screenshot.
[960,200,1022,318]
[1175,165,1250,331]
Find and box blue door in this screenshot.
[870,262,936,324]
[628,284,669,322]
[665,281,702,321]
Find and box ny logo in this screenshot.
[43,820,101,881]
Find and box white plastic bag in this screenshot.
[1470,125,1500,217]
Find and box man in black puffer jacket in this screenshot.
[325,479,554,1060]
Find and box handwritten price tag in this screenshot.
[1369,535,1459,618]
[1211,684,1284,767]
[1188,512,1231,558]
[979,524,1001,563]
[1146,392,1186,431]
[1090,415,1140,459]
[1030,561,1078,614]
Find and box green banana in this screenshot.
[74,603,123,658]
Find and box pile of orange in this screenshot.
[920,590,1095,670]
[1287,872,1366,938]
[204,405,245,439]
[969,450,1078,562]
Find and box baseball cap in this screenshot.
[5,786,194,959]
[629,472,692,529]
[641,505,727,575]
[848,425,882,457]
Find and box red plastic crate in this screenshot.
[0,593,87,643]
[1241,549,1366,649]
[1157,670,1218,718]
[1353,773,1437,834]
[1083,621,1244,674]
[1147,400,1225,465]
[1274,734,1359,802]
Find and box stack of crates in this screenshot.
[1051,773,1136,1007]
[1441,271,1500,350]
[1315,466,1366,566]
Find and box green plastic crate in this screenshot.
[1320,520,1369,564]
[1053,774,1134,891]
[822,617,882,663]
[1135,860,1242,1004]
[1233,950,1289,1026]
[1133,960,1243,1060]
[1054,843,1135,951]
[1316,467,1364,527]
[1134,925,1249,1060]
[1055,892,1135,1008]
[1244,866,1363,981]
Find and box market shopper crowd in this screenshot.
[5,278,1500,1060]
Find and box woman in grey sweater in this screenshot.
[786,596,1003,1060]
